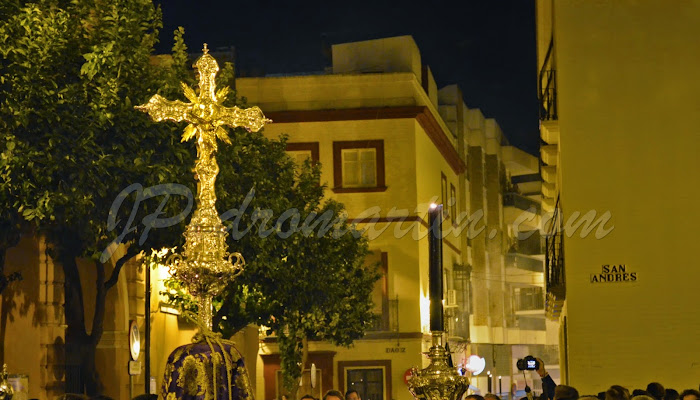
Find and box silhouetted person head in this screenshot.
[485,394,501,400]
[665,389,680,400]
[324,390,344,400]
[647,383,665,400]
[680,390,700,400]
[132,395,158,400]
[633,391,650,398]
[301,395,316,400]
[555,385,580,400]
[345,391,361,400]
[466,395,486,400]
[606,386,630,400]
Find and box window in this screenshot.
[286,142,319,167]
[347,369,384,400]
[288,150,313,166]
[338,360,392,400]
[513,286,545,312]
[365,251,388,331]
[450,183,457,222]
[333,141,386,193]
[342,148,376,187]
[441,172,448,220]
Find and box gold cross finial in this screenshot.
[135,48,270,136]
[135,43,271,226]
[135,44,264,328]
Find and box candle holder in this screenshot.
[407,332,469,400]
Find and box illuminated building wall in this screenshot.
[536,0,700,392]
[238,35,554,400]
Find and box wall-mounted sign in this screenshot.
[590,264,637,283]
[129,320,141,361]
[128,360,142,376]
[385,347,406,353]
[403,369,413,385]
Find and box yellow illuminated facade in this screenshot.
[237,35,555,400]
[536,0,700,392]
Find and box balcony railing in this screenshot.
[504,192,541,214]
[545,233,564,293]
[509,230,544,255]
[514,287,545,312]
[505,253,543,273]
[544,196,565,319]
[539,37,558,121]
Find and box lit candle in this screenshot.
[428,204,444,332]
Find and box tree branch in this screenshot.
[104,246,139,290]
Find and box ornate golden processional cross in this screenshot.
[136,44,270,329]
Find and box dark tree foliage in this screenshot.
[0,0,379,396]
[0,0,193,394]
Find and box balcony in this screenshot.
[544,197,565,320]
[513,286,545,317]
[365,297,399,333]
[540,144,558,166]
[538,37,557,122]
[541,197,556,214]
[542,182,557,199]
[540,120,560,144]
[541,165,557,184]
[509,230,544,255]
[504,192,541,229]
[506,253,544,274]
[502,146,539,176]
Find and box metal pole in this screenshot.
[145,265,151,394]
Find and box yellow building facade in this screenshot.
[537,0,700,392]
[238,35,555,400]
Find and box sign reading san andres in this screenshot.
[590,264,637,283]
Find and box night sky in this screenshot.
[157,0,539,155]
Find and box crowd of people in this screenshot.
[310,382,700,400]
[301,360,700,400]
[465,358,700,400]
